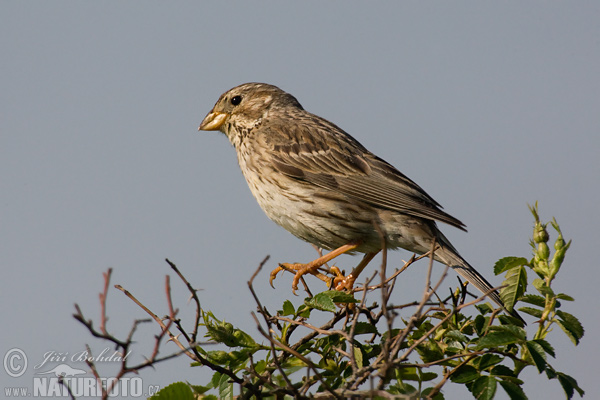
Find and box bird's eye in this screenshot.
[231,96,242,106]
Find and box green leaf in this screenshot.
[533,338,556,358]
[389,382,417,395]
[217,371,234,399]
[189,383,211,395]
[450,365,479,383]
[253,359,267,374]
[556,372,585,398]
[532,279,554,297]
[499,380,528,400]
[420,371,438,382]
[280,300,295,316]
[422,387,445,399]
[500,266,527,311]
[352,344,363,368]
[232,329,258,348]
[477,331,521,349]
[556,311,584,345]
[149,382,195,400]
[445,330,468,343]
[296,304,311,318]
[556,293,575,301]
[477,354,503,370]
[520,294,546,307]
[475,303,494,315]
[348,321,378,335]
[470,376,498,400]
[489,325,527,341]
[416,341,444,363]
[524,341,547,373]
[210,371,222,389]
[490,365,516,379]
[519,307,543,318]
[494,257,528,275]
[305,291,358,312]
[395,366,419,381]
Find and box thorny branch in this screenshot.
[74,247,511,399]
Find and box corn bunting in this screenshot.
[199,82,523,322]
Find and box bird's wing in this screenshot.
[263,116,466,230]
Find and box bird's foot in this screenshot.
[270,263,347,295]
[332,273,357,292]
[269,243,361,294]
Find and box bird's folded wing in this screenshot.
[265,121,466,231]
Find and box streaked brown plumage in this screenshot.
[199,82,523,322]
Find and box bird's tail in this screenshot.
[433,235,525,324]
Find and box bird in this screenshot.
[198,82,523,323]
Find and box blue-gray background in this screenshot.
[2,2,598,399]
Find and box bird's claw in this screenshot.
[269,264,286,288]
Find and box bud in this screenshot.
[554,233,566,251]
[538,242,550,260]
[533,223,549,243]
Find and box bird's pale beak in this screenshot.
[198,111,228,131]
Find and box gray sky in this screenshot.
[2,2,598,399]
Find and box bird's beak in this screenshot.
[198,111,228,131]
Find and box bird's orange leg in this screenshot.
[270,242,360,294]
[333,251,379,291]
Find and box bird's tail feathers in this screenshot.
[433,242,525,324]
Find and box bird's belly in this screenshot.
[238,159,437,256]
[241,169,377,251]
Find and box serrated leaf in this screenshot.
[477,332,520,349]
[519,307,543,318]
[477,354,503,370]
[390,383,417,395]
[396,366,419,381]
[422,387,445,400]
[305,291,358,312]
[494,257,528,274]
[499,380,528,400]
[532,279,555,297]
[500,266,527,311]
[525,341,547,373]
[296,304,311,318]
[475,303,494,315]
[416,342,444,363]
[253,359,267,374]
[445,330,468,343]
[489,324,527,341]
[470,376,497,400]
[519,294,546,307]
[210,371,221,389]
[533,338,556,358]
[305,293,336,312]
[348,321,378,335]
[280,300,295,316]
[217,371,234,398]
[189,383,211,395]
[556,311,584,345]
[557,372,585,398]
[450,365,479,383]
[149,382,195,400]
[490,365,516,378]
[556,293,575,301]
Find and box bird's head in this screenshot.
[198,83,303,142]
